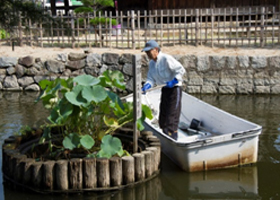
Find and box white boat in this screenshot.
[126,87,262,172]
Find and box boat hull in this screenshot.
[145,123,260,172]
[125,86,262,172]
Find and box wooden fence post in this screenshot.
[211,8,214,47]
[260,7,265,47]
[195,9,199,46]
[131,10,135,50]
[40,20,43,47]
[71,12,75,48]
[19,12,23,47]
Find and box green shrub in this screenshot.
[0,29,9,39]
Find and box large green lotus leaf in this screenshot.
[80,134,95,150]
[137,118,145,131]
[62,133,81,150]
[116,148,124,157]
[82,85,108,103]
[100,135,122,158]
[142,104,153,120]
[65,85,87,106]
[96,149,111,158]
[73,75,100,86]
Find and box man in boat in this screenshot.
[141,40,186,140]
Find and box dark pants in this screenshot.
[159,86,182,139]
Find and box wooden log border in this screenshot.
[1,131,161,193]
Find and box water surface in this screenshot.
[0,92,279,200]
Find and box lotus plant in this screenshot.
[36,70,152,159]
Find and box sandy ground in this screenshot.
[1,44,280,59]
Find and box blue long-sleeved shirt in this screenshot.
[145,52,185,87]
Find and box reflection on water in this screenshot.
[1,92,280,200]
[160,153,260,200]
[0,92,49,141]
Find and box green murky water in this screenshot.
[0,92,279,200]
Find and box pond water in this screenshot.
[0,92,280,200]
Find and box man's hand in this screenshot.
[166,78,178,88]
[142,83,151,94]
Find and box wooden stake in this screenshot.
[96,158,110,187]
[83,157,97,188]
[43,160,55,190]
[55,160,69,190]
[122,156,135,184]
[69,158,83,189]
[109,157,122,186]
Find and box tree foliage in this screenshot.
[0,0,52,34]
[74,0,117,26]
[77,0,114,12]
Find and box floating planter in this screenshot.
[2,130,160,193]
[1,72,161,193]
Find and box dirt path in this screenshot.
[1,44,280,60]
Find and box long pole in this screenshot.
[132,54,142,153]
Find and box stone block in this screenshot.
[68,52,87,61]
[102,53,119,65]
[226,56,237,69]
[66,59,86,70]
[271,85,280,94]
[179,55,197,69]
[186,86,201,93]
[18,77,34,87]
[236,85,253,94]
[201,85,217,94]
[0,57,18,68]
[237,56,250,68]
[18,56,34,67]
[254,86,270,94]
[25,84,40,91]
[6,66,16,75]
[211,55,226,70]
[86,53,101,68]
[3,75,20,89]
[269,56,280,69]
[46,59,65,73]
[251,56,267,69]
[197,56,210,72]
[219,86,236,94]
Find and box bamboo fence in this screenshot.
[3,6,280,49]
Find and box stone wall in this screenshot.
[1,52,280,94]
